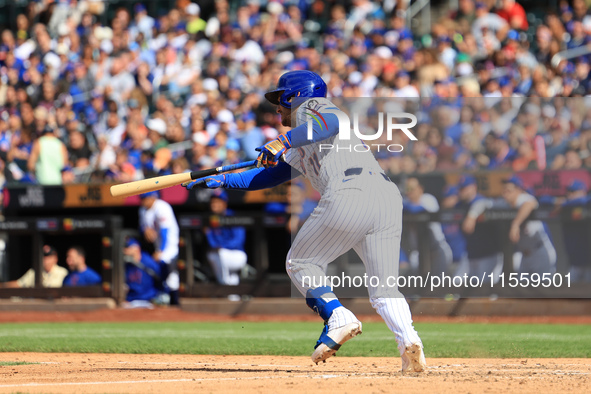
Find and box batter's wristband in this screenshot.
[266,139,286,154]
[277,134,291,148]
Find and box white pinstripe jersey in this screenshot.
[285,98,385,195]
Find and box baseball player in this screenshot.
[467,176,556,275]
[403,177,452,275]
[123,237,168,304]
[440,185,468,276]
[63,246,102,286]
[139,191,180,305]
[458,175,504,283]
[185,71,425,372]
[561,180,591,282]
[205,189,248,286]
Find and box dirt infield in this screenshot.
[0,353,588,393]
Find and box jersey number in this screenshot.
[298,148,320,176]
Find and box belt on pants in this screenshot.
[344,167,392,182]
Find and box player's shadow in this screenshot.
[107,367,395,376]
[107,367,280,373]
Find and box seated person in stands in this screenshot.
[0,245,68,288]
[63,246,102,286]
[205,189,248,286]
[123,238,169,305]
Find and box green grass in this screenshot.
[0,361,36,366]
[0,322,588,358]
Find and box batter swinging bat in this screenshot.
[110,160,258,198]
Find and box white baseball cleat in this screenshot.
[311,321,362,364]
[401,343,427,373]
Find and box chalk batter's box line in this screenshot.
[0,373,400,389]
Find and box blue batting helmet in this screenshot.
[264,70,327,109]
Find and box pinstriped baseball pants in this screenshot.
[286,179,422,355]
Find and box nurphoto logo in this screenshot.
[304,100,418,153]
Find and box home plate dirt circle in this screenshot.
[0,353,588,393]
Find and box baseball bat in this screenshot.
[110,160,258,198]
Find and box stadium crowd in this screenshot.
[0,0,590,187]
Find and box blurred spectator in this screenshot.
[146,118,169,152]
[68,129,92,169]
[205,189,248,286]
[185,3,206,35]
[61,165,76,184]
[394,71,419,98]
[7,128,33,177]
[171,156,190,174]
[546,120,569,169]
[94,135,116,172]
[63,246,102,287]
[27,126,68,185]
[238,112,264,161]
[0,245,67,288]
[487,133,517,169]
[512,138,538,171]
[496,0,529,31]
[450,0,477,26]
[130,4,155,40]
[472,3,509,55]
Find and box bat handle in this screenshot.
[188,160,259,180]
[189,167,218,180]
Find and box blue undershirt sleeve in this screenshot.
[223,161,300,190]
[287,112,340,148]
